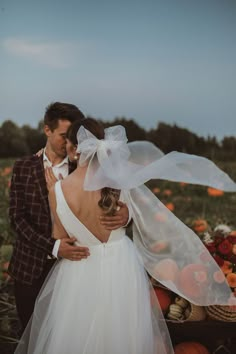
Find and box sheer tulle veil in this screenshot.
[77,124,236,306]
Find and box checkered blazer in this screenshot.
[8,154,75,285]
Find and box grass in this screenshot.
[0,158,236,352]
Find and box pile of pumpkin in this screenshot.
[153,284,211,354]
[153,282,207,321]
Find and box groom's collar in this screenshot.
[43,148,68,168]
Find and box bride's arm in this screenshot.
[48,186,69,240]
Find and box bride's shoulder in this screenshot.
[61,175,84,196]
[67,169,86,184]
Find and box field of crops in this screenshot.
[0,157,236,352]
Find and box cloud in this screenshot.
[2,38,79,68]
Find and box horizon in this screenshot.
[0,114,234,143]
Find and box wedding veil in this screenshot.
[76,125,236,306]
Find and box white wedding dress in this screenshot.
[15,181,173,354]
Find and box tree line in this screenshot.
[0,118,236,161]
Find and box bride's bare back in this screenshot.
[50,166,112,243]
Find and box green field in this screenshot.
[1,158,236,247]
[0,158,236,351]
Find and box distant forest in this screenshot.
[0,117,236,161]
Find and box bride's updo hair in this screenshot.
[66,118,120,215]
[66,117,104,144]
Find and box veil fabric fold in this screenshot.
[77,125,236,305]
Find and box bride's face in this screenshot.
[66,138,78,162]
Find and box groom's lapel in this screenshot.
[33,157,74,213]
[33,155,50,213]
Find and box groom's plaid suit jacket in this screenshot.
[8,154,74,285]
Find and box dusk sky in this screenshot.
[0,0,235,140]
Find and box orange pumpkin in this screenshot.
[165,202,175,211]
[1,166,12,176]
[207,187,224,197]
[213,270,226,283]
[193,219,208,233]
[153,287,172,314]
[174,341,210,354]
[153,258,179,282]
[163,189,172,196]
[152,187,160,194]
[178,264,208,298]
[150,240,169,253]
[154,212,168,222]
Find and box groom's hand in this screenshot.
[100,201,129,230]
[58,237,90,261]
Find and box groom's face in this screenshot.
[44,119,72,158]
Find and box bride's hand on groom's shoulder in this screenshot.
[58,237,90,261]
[100,201,129,230]
[45,167,63,190]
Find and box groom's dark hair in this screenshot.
[44,102,86,131]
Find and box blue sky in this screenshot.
[0,0,235,139]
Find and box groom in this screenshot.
[8,102,129,331]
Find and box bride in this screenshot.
[15,118,236,354]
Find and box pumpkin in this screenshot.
[1,166,12,176]
[150,240,169,253]
[154,212,168,222]
[165,202,175,211]
[193,219,208,233]
[152,187,160,194]
[178,264,208,298]
[213,270,226,283]
[153,258,179,282]
[174,341,210,354]
[153,287,172,314]
[163,189,172,196]
[207,187,224,197]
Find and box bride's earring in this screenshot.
[73,145,79,161]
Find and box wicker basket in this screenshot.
[206,305,236,322]
[185,303,207,322]
[166,296,207,322]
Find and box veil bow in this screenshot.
[76,125,236,306]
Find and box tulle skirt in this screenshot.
[15,236,173,354]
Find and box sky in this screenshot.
[0,0,235,140]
